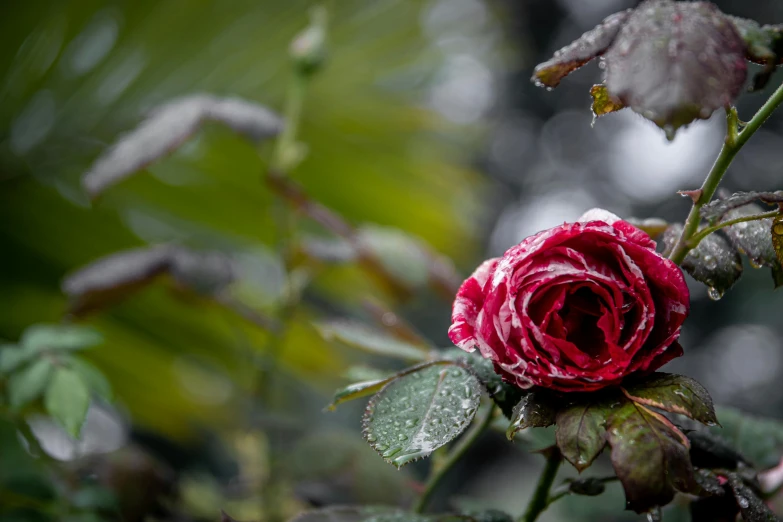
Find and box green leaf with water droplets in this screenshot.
[328,361,449,411]
[606,402,698,514]
[622,373,718,427]
[603,1,748,138]
[726,473,778,522]
[317,320,429,361]
[444,350,524,419]
[707,406,783,471]
[362,363,482,469]
[532,9,632,88]
[700,191,783,222]
[506,391,558,441]
[555,393,622,472]
[663,224,742,299]
[721,203,783,288]
[590,84,625,117]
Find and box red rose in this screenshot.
[449,209,689,392]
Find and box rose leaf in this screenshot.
[590,84,626,118]
[506,391,559,440]
[707,406,783,471]
[663,224,742,299]
[168,248,237,295]
[532,9,632,89]
[726,473,778,522]
[606,401,699,513]
[82,95,282,198]
[328,361,450,411]
[62,246,174,316]
[44,367,91,438]
[362,363,482,469]
[8,358,54,410]
[727,16,783,90]
[445,350,525,419]
[700,191,783,222]
[622,372,718,426]
[62,246,238,316]
[20,324,103,353]
[604,1,747,138]
[316,320,429,362]
[555,393,622,472]
[65,356,113,402]
[721,203,783,288]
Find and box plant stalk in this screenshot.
[687,210,779,248]
[413,403,496,513]
[520,447,562,522]
[668,81,783,265]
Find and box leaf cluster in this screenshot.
[0,324,111,438]
[655,191,783,298]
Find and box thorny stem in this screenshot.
[669,80,783,265]
[520,447,563,522]
[413,403,496,514]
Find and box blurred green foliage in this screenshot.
[0,0,484,442]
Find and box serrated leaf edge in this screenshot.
[361,360,480,469]
[620,375,719,427]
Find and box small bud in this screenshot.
[290,6,328,75]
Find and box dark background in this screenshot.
[1,1,781,520]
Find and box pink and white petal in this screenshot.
[449,258,500,351]
[578,208,656,249]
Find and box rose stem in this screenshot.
[519,446,563,522]
[687,210,780,247]
[668,79,783,265]
[413,402,497,513]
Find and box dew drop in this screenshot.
[737,496,749,509]
[707,287,723,301]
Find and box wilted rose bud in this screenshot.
[533,0,783,139]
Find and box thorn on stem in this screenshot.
[678,189,703,203]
